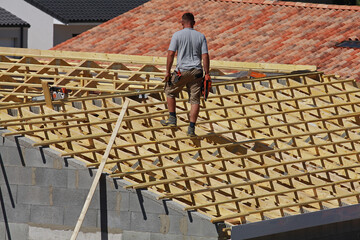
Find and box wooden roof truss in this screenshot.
[0,47,359,232]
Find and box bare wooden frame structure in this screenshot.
[1,47,360,236]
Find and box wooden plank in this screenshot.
[41,81,53,109]
[70,98,129,240]
[0,47,317,72]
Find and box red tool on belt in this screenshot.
[202,74,211,101]
[50,87,68,100]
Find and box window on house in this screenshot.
[336,39,360,49]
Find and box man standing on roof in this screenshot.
[161,12,210,137]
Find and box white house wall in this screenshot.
[0,0,53,49]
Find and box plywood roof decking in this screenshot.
[1,48,360,232]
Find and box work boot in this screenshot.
[160,115,177,127]
[187,126,197,137]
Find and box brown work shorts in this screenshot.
[164,68,203,104]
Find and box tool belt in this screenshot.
[167,70,182,87]
[201,75,212,101]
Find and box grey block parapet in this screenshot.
[0,130,220,240]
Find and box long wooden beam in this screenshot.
[0,47,317,72]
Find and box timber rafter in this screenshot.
[1,47,360,235]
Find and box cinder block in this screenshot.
[67,169,94,189]
[0,202,30,223]
[63,205,98,228]
[104,178,130,194]
[112,178,135,192]
[0,146,24,166]
[35,168,67,188]
[28,226,71,240]
[3,166,33,186]
[13,135,35,149]
[61,157,81,170]
[77,169,95,189]
[187,217,218,237]
[149,232,184,240]
[130,212,161,233]
[63,157,87,169]
[129,191,166,214]
[66,169,78,189]
[52,187,87,207]
[97,210,131,230]
[28,226,124,240]
[17,185,50,205]
[8,223,29,240]
[130,188,184,216]
[157,199,185,216]
[0,135,17,148]
[0,184,17,206]
[40,147,62,161]
[0,222,6,240]
[162,214,187,236]
[91,188,130,212]
[0,221,29,240]
[107,191,130,212]
[107,232,124,240]
[30,205,63,225]
[122,230,151,240]
[22,148,49,168]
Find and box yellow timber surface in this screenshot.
[1,47,360,232]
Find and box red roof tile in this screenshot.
[53,0,360,79]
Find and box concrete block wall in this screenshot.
[0,129,222,240]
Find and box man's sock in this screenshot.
[189,122,195,128]
[169,112,176,118]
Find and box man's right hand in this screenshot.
[163,72,171,82]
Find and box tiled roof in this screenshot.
[53,0,360,80]
[0,7,30,27]
[24,0,150,23]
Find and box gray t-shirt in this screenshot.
[168,28,208,72]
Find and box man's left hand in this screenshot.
[205,74,211,81]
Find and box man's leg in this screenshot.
[189,103,200,123]
[167,96,176,113]
[187,103,199,137]
[186,69,203,137]
[160,96,177,127]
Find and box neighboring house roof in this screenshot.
[53,0,360,80]
[0,7,30,27]
[24,0,150,23]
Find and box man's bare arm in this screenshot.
[202,53,210,75]
[165,50,176,81]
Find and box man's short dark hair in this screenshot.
[182,13,195,23]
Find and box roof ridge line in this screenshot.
[215,0,360,11]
